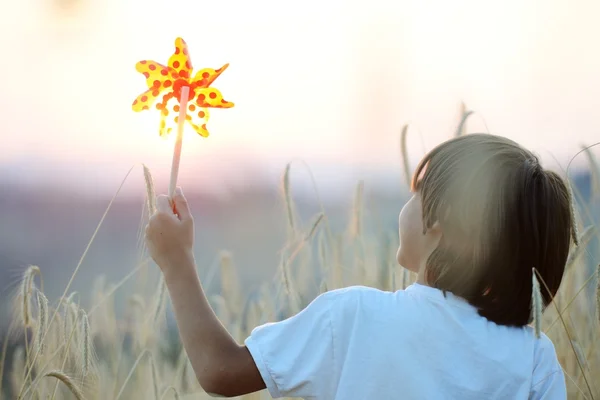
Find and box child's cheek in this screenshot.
[397,200,424,272]
[397,222,415,271]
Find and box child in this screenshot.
[146,134,571,399]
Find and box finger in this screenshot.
[156,195,173,214]
[172,187,192,221]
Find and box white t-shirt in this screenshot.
[245,284,566,399]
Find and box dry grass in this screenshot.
[1,123,599,399]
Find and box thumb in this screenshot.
[156,195,173,214]
[172,187,192,221]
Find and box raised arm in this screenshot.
[145,188,266,397]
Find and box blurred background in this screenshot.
[1,0,600,333]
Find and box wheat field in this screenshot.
[1,118,599,399]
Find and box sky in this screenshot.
[1,0,599,196]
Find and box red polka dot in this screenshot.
[143,72,150,78]
[156,104,163,110]
[198,94,206,103]
[179,70,188,79]
[149,64,156,71]
[152,90,159,96]
[201,124,207,130]
[221,99,228,104]
[161,69,168,76]
[202,72,210,78]
[153,80,161,87]
[186,61,192,69]
[183,48,188,55]
[175,47,180,55]
[142,106,149,110]
[189,104,196,111]
[174,105,180,112]
[141,95,148,102]
[164,80,172,88]
[162,109,169,116]
[140,60,147,64]
[198,111,205,118]
[173,61,180,68]
[209,92,217,99]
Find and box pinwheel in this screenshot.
[132,37,234,196]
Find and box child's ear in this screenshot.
[429,220,442,234]
[426,220,443,249]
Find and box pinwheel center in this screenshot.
[173,79,196,102]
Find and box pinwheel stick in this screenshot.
[169,86,190,198]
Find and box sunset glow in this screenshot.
[1,0,599,194]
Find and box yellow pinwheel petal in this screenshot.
[192,64,229,88]
[156,92,176,137]
[132,88,164,111]
[135,61,174,89]
[195,87,234,109]
[185,106,210,137]
[168,37,193,80]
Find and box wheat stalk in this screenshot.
[18,166,136,399]
[150,352,160,400]
[44,370,84,400]
[161,386,181,400]
[566,226,595,269]
[567,178,581,246]
[350,181,364,237]
[581,144,600,200]
[80,310,91,378]
[454,102,473,137]
[153,278,167,325]
[282,163,296,234]
[20,266,41,327]
[35,290,48,356]
[219,251,242,317]
[143,164,157,215]
[531,270,543,339]
[400,124,411,187]
[304,213,324,241]
[534,268,595,398]
[115,349,158,400]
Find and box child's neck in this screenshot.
[416,264,429,286]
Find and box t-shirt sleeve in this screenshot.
[244,292,335,399]
[530,334,567,400]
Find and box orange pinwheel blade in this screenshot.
[195,87,234,109]
[192,64,229,88]
[168,37,193,79]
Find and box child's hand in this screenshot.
[146,187,195,274]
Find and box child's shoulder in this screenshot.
[530,332,565,397]
[533,332,561,368]
[324,285,397,301]
[321,285,408,314]
[518,325,559,363]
